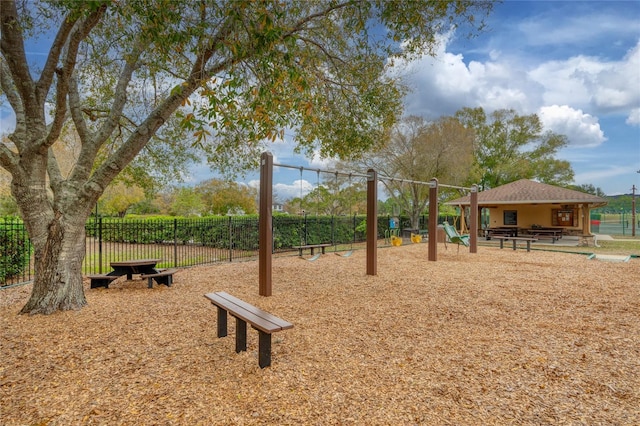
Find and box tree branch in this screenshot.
[0,57,26,147]
[0,143,20,174]
[44,4,107,149]
[0,0,36,116]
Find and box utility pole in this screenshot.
[631,185,636,237]
[636,169,640,237]
[633,183,637,237]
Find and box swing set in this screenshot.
[286,165,360,260]
[258,152,479,296]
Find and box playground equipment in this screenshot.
[390,235,402,246]
[442,222,470,252]
[258,152,478,296]
[334,172,356,258]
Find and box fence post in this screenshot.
[173,218,178,268]
[228,216,233,262]
[98,217,103,274]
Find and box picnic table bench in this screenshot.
[292,243,332,257]
[493,236,538,252]
[140,268,178,287]
[204,291,293,368]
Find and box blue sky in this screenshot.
[197,0,638,200]
[2,1,639,200]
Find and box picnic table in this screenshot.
[89,259,177,288]
[526,228,563,243]
[485,227,518,240]
[108,258,162,279]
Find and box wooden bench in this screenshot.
[493,236,538,252]
[88,274,119,289]
[204,291,293,368]
[292,243,332,257]
[140,268,178,288]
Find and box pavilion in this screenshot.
[446,179,608,237]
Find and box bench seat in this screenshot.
[493,236,538,252]
[140,268,178,288]
[204,291,293,368]
[88,274,119,289]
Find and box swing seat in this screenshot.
[442,222,470,252]
[335,250,354,257]
[305,253,321,261]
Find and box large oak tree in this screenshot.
[455,107,574,190]
[0,0,492,314]
[346,115,475,229]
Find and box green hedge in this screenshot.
[84,213,454,252]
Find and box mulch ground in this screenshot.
[1,243,639,425]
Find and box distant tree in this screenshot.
[98,183,145,217]
[346,115,475,229]
[567,183,604,196]
[170,187,205,217]
[196,179,257,215]
[127,198,161,215]
[455,107,574,190]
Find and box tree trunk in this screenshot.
[20,215,88,315]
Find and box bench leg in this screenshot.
[310,247,315,255]
[235,317,247,353]
[147,277,154,288]
[91,279,107,289]
[321,247,326,254]
[499,239,504,249]
[526,241,531,252]
[216,307,228,338]
[512,240,517,250]
[257,330,272,368]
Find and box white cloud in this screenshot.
[529,41,640,115]
[539,105,606,148]
[273,179,313,200]
[397,32,546,118]
[626,108,640,126]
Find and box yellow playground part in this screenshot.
[390,235,402,246]
[410,233,422,244]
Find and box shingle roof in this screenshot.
[446,179,608,206]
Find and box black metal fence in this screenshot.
[1,215,375,288]
[0,217,33,288]
[0,214,448,289]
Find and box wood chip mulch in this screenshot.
[1,244,639,425]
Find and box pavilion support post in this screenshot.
[428,178,438,261]
[366,169,377,276]
[259,152,273,296]
[469,185,478,253]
